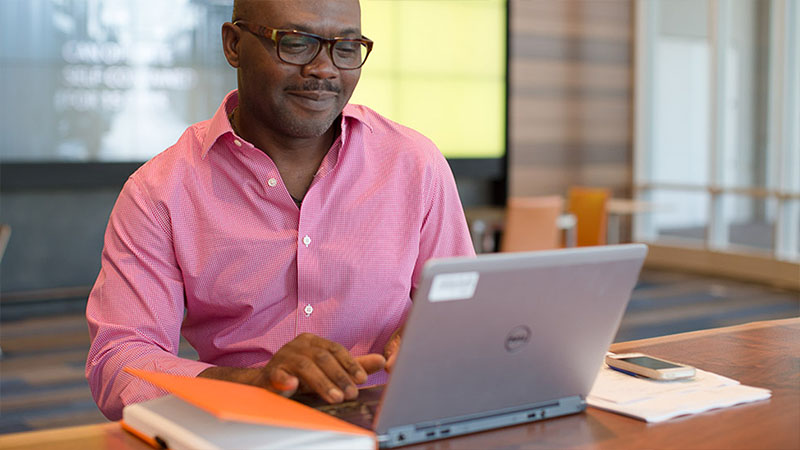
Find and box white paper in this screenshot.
[590,367,738,404]
[588,363,771,423]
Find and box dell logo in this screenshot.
[504,325,531,352]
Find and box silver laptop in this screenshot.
[300,244,648,447]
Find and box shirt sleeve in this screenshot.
[85,176,213,421]
[412,153,477,293]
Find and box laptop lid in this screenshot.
[373,244,647,435]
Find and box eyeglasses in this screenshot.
[234,20,373,70]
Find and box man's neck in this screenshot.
[231,107,338,201]
[231,107,336,161]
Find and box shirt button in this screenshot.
[233,139,242,147]
[303,235,311,247]
[267,178,277,187]
[304,304,314,316]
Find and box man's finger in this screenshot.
[385,352,398,373]
[384,336,400,358]
[321,338,368,384]
[383,332,401,373]
[384,328,402,357]
[310,349,360,400]
[355,353,386,375]
[267,367,299,396]
[291,358,346,404]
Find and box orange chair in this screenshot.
[567,187,610,246]
[500,196,564,252]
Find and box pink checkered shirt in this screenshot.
[86,90,475,420]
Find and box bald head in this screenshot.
[231,0,257,22]
[233,0,361,24]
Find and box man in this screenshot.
[86,0,474,420]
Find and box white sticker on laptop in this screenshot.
[428,272,479,302]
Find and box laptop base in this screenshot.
[377,395,586,448]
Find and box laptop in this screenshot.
[296,243,648,448]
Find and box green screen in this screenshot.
[350,0,507,159]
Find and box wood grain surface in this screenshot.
[1,318,796,450]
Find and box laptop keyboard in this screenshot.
[316,399,378,418]
[294,385,384,429]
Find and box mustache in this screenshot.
[287,80,340,93]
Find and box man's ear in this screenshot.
[221,22,241,68]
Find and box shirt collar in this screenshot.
[201,89,373,159]
[341,103,374,134]
[200,89,240,159]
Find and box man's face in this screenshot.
[233,0,362,139]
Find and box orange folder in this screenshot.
[123,367,374,438]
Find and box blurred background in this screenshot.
[1,0,798,434]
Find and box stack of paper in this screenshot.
[588,362,771,423]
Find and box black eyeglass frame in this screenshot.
[233,20,373,70]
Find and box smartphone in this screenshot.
[605,353,696,380]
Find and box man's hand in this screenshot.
[383,327,403,372]
[198,333,385,403]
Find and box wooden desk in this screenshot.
[2,318,797,449]
[605,199,661,244]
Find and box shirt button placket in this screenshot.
[299,233,311,323]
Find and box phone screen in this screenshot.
[619,356,682,370]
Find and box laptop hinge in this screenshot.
[378,396,585,448]
[414,399,563,430]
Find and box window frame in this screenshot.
[634,0,800,262]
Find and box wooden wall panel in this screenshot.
[513,165,632,196]
[512,61,630,91]
[508,0,634,198]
